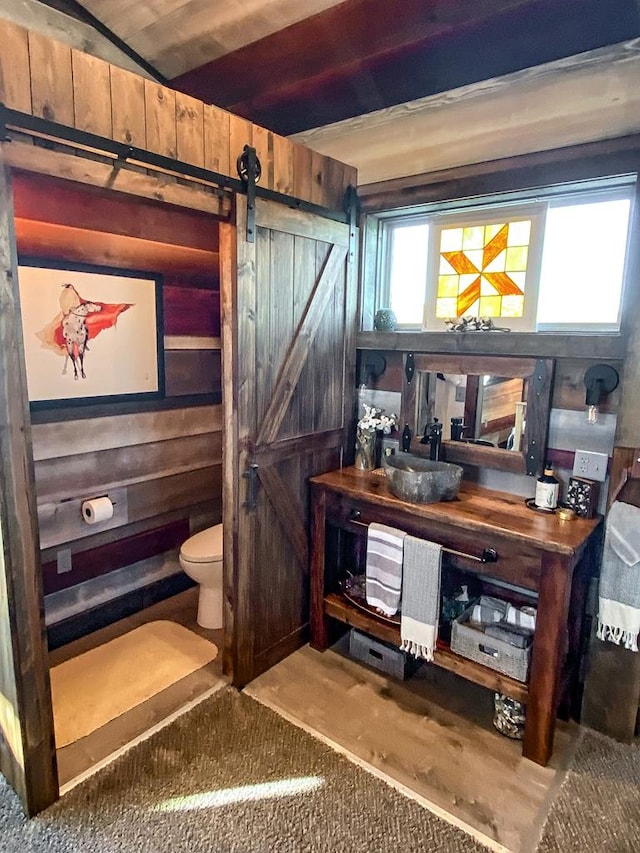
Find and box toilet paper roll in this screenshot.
[81,496,114,525]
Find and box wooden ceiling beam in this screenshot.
[172,0,640,134]
[174,0,532,108]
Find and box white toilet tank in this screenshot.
[180,524,223,564]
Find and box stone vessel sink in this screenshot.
[383,453,463,504]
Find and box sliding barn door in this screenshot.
[221,198,356,685]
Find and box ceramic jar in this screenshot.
[373,309,397,331]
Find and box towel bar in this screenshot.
[346,517,498,564]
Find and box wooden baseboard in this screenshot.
[46,573,195,650]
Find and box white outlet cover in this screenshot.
[573,450,608,482]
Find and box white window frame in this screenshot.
[376,178,635,334]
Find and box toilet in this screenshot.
[179,524,223,629]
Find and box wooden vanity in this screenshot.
[309,466,601,766]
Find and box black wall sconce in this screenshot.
[358,351,387,387]
[584,364,619,424]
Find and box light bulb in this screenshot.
[586,404,599,425]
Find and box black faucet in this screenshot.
[420,418,443,461]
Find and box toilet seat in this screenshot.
[180,524,223,564]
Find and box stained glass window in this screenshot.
[378,182,633,332]
[435,220,532,320]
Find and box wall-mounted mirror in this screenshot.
[400,354,554,476]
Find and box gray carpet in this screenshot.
[0,687,489,852]
[538,728,640,852]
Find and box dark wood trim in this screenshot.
[441,440,528,475]
[359,134,640,209]
[46,573,195,651]
[546,448,577,473]
[29,392,221,425]
[310,486,329,651]
[41,519,190,595]
[250,428,344,466]
[252,624,310,678]
[619,178,640,338]
[406,354,553,477]
[220,208,247,686]
[523,551,575,764]
[357,331,627,360]
[0,159,58,815]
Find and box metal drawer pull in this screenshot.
[345,517,498,564]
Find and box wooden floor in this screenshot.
[49,588,226,788]
[47,595,576,851]
[245,639,578,853]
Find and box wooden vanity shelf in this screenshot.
[325,590,530,704]
[310,466,602,766]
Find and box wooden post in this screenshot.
[310,486,329,651]
[0,155,58,815]
[522,552,573,765]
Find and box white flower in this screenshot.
[357,404,397,435]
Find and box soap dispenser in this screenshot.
[535,463,560,510]
[401,424,411,452]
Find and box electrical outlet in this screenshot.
[572,449,609,482]
[57,548,72,574]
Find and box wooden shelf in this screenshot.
[356,330,627,360]
[324,591,529,704]
[325,591,400,645]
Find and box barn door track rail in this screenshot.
[0,105,355,232]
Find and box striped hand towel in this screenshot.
[400,535,443,662]
[365,523,406,616]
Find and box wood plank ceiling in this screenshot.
[48,0,640,134]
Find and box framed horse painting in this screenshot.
[16,258,164,410]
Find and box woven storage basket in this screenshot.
[450,603,531,682]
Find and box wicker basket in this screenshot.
[450,603,531,682]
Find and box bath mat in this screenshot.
[50,620,218,747]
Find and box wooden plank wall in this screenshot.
[0,18,356,211]
[13,172,223,602]
[0,159,57,815]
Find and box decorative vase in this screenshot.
[355,428,379,470]
[374,308,397,331]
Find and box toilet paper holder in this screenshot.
[81,495,116,524]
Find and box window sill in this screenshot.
[357,330,627,359]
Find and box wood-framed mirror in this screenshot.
[400,354,554,476]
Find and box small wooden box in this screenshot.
[566,476,599,518]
